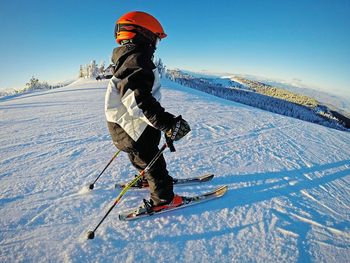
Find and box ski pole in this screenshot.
[87,142,169,240]
[88,150,121,190]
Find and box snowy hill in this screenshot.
[1,78,350,262]
[167,70,350,131]
[0,78,75,100]
[241,76,350,115]
[183,70,350,115]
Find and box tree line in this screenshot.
[166,70,348,132]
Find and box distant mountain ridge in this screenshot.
[238,75,350,117]
[182,70,350,116]
[166,69,350,131]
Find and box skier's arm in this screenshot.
[121,67,175,132]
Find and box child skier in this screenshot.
[105,11,191,213]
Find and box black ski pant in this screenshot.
[107,122,174,206]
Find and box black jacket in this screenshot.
[105,44,174,151]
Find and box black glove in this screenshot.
[165,116,191,141]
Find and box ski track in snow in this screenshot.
[0,78,350,262]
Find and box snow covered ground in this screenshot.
[1,78,349,262]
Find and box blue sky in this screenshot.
[0,0,349,97]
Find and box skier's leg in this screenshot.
[128,149,174,206]
[129,126,174,206]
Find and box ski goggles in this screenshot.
[114,23,159,45]
[114,24,137,38]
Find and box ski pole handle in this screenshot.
[165,115,183,152]
[166,137,176,152]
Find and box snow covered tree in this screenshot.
[25,76,51,92]
[99,61,105,74]
[79,60,105,78]
[26,76,39,90]
[87,60,99,78]
[79,65,84,78]
[84,64,89,78]
[155,58,166,78]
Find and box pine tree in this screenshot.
[155,58,166,78]
[25,76,40,91]
[99,61,105,74]
[87,60,98,78]
[79,65,84,78]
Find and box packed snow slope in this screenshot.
[1,78,350,263]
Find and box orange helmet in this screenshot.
[115,11,167,45]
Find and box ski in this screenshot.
[118,185,228,221]
[115,173,214,189]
